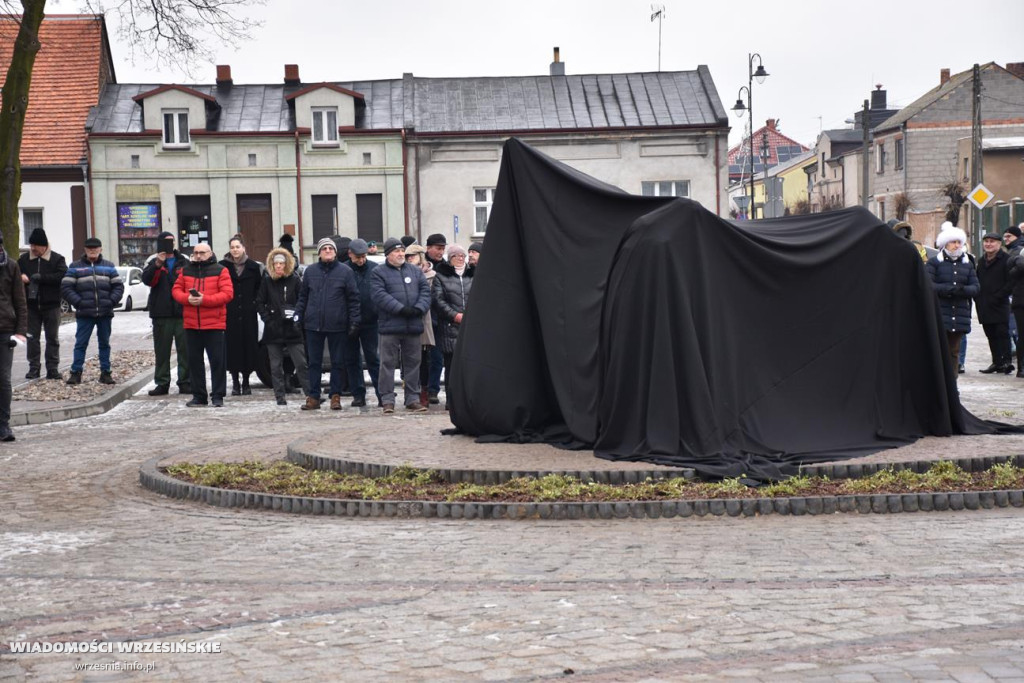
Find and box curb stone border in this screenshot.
[12,368,155,426]
[139,455,1024,520]
[798,454,1024,479]
[285,438,694,485]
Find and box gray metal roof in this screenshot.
[87,67,728,135]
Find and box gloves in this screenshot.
[348,324,360,339]
[952,284,965,296]
[29,273,41,282]
[401,305,418,317]
[292,312,301,323]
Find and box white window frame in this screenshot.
[20,208,43,247]
[162,109,190,149]
[312,107,339,147]
[641,180,690,198]
[473,187,495,236]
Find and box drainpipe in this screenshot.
[714,133,721,216]
[85,145,96,239]
[294,130,304,263]
[402,129,410,236]
[414,140,423,242]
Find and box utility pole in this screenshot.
[970,63,983,248]
[861,99,870,208]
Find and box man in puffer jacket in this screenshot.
[370,238,431,413]
[172,242,234,407]
[927,224,980,379]
[61,237,123,386]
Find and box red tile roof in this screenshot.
[728,120,809,180]
[0,14,113,167]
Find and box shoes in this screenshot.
[66,371,82,385]
[241,383,252,396]
[231,377,241,396]
[148,385,170,396]
[185,398,208,407]
[25,369,40,380]
[0,423,14,442]
[999,364,1016,375]
[99,371,115,385]
[276,397,287,406]
[980,364,999,374]
[1017,368,1024,378]
[382,403,395,414]
[302,397,321,411]
[406,402,428,413]
[428,392,440,405]
[351,397,366,408]
[46,370,62,380]
[958,364,965,374]
[420,389,429,406]
[212,398,224,407]
[330,394,342,410]
[178,384,191,394]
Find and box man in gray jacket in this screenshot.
[369,238,431,413]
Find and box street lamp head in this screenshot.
[731,98,747,117]
[753,64,769,84]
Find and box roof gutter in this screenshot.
[86,143,96,239]
[294,130,304,263]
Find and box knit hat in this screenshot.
[272,253,287,263]
[468,242,483,254]
[348,238,368,255]
[316,237,336,253]
[400,235,417,248]
[28,228,48,247]
[405,244,426,258]
[935,223,967,250]
[279,233,294,244]
[1005,226,1023,239]
[84,237,101,248]
[383,237,404,255]
[446,244,467,259]
[426,233,447,247]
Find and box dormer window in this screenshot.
[312,107,338,146]
[163,110,190,148]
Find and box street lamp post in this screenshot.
[731,53,769,219]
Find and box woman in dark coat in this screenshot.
[221,235,263,394]
[926,224,980,378]
[432,243,474,409]
[257,248,309,405]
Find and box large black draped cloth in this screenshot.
[449,138,1011,480]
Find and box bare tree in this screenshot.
[0,0,261,251]
[893,192,912,220]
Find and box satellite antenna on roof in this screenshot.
[650,5,665,72]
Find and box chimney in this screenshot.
[216,64,232,87]
[284,64,300,86]
[1007,62,1024,81]
[940,68,950,86]
[766,118,777,131]
[549,47,565,77]
[870,83,886,110]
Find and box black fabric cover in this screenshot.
[448,138,1012,480]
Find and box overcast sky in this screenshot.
[105,0,1024,149]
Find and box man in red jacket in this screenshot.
[172,243,234,407]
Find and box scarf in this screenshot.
[944,246,965,261]
[229,252,248,276]
[454,262,466,276]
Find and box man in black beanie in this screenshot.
[17,228,67,380]
[468,242,483,267]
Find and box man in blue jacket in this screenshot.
[295,237,361,411]
[344,238,379,407]
[370,238,431,413]
[60,237,123,386]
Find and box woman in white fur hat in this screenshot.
[926,223,980,377]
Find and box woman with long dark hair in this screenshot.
[221,235,263,394]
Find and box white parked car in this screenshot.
[115,266,149,312]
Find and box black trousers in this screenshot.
[27,306,61,373]
[185,329,226,402]
[982,322,1012,367]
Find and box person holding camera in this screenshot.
[17,228,66,380]
[141,231,189,396]
[172,242,234,407]
[257,248,310,405]
[0,238,28,441]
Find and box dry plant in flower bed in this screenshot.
[162,461,1024,503]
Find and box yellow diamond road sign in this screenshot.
[968,183,994,210]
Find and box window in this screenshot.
[131,154,140,169]
[20,208,43,246]
[363,152,372,165]
[473,188,495,234]
[878,200,886,222]
[162,110,190,148]
[312,107,338,146]
[875,142,884,174]
[894,138,904,170]
[248,153,257,167]
[641,180,690,197]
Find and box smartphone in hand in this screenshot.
[189,288,200,297]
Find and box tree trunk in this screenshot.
[0,1,47,253]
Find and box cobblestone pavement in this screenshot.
[5,331,1024,680]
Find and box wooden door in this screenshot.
[356,193,383,243]
[236,194,273,263]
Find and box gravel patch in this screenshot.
[15,350,154,402]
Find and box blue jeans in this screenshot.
[306,330,345,399]
[345,324,380,401]
[72,316,112,372]
[959,335,968,366]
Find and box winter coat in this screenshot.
[975,249,1012,325]
[344,257,379,327]
[1005,241,1024,311]
[927,250,980,334]
[172,256,234,330]
[257,248,304,345]
[0,254,28,336]
[141,250,187,318]
[432,260,475,354]
[17,249,67,312]
[420,266,435,347]
[369,261,431,336]
[61,253,123,318]
[220,256,263,373]
[295,258,361,334]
